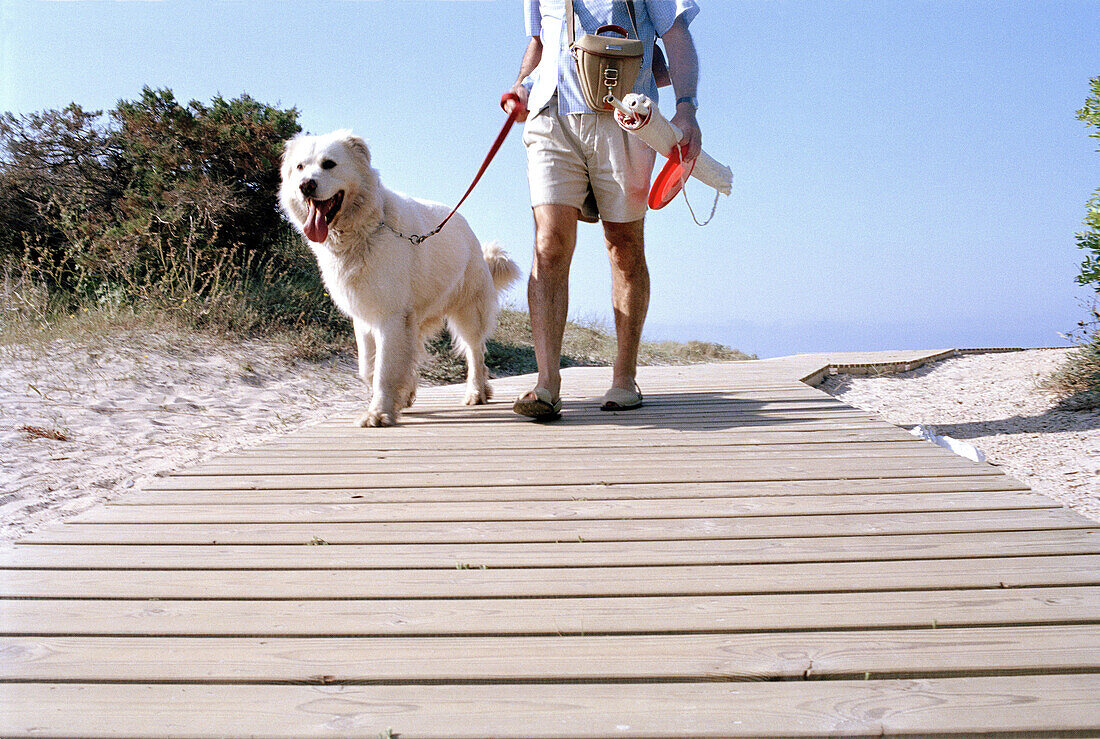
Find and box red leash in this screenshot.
[398,93,527,245]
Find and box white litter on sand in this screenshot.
[909,424,987,463]
[819,348,1100,522]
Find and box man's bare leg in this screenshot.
[526,204,580,400]
[603,218,649,392]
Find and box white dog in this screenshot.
[279,130,520,427]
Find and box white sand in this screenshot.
[3,337,1097,545]
[820,348,1100,522]
[1,329,370,544]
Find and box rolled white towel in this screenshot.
[611,93,732,196]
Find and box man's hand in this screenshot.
[671,104,702,162]
[503,83,531,122]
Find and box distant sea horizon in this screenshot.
[643,319,1077,360]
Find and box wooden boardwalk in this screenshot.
[3,350,1099,737]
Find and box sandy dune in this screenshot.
[820,348,1098,521]
[1,330,369,544]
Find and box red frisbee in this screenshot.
[648,145,696,210]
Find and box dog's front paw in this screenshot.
[463,385,491,406]
[357,408,397,427]
[400,386,417,410]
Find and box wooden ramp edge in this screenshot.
[3,349,1099,738]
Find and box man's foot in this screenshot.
[513,387,562,420]
[599,383,643,411]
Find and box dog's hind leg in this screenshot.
[353,318,375,390]
[447,304,493,406]
[397,356,419,411]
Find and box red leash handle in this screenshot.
[500,92,528,120]
[407,95,527,244]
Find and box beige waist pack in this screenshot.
[566,0,643,112]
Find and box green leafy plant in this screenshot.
[1076,76,1100,291]
[1046,76,1100,409]
[0,87,342,339]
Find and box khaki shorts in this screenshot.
[523,97,656,223]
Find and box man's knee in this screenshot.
[604,219,647,272]
[533,206,579,271]
[535,225,573,256]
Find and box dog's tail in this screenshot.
[482,241,522,293]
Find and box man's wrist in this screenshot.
[675,96,699,111]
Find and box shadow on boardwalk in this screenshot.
[406,392,848,432]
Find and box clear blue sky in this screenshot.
[2,0,1097,357]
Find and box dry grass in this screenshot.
[3,276,753,388]
[1043,333,1100,410]
[421,307,753,385]
[19,425,69,441]
[0,268,345,365]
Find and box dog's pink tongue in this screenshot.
[304,200,329,243]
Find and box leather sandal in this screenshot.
[600,383,643,411]
[513,387,562,420]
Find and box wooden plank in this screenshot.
[196,442,948,468]
[119,476,1032,505]
[223,439,938,455]
[259,424,919,442]
[294,411,889,427]
[11,529,1097,571]
[285,419,902,437]
[3,676,1099,737]
[312,399,872,418]
[24,509,1090,545]
[143,461,1004,491]
[447,397,860,411]
[5,587,1098,636]
[303,410,884,431]
[356,388,850,401]
[71,492,1058,525]
[4,626,1098,683]
[263,428,925,450]
[9,528,1100,569]
[258,426,922,450]
[181,450,976,476]
[5,555,1100,599]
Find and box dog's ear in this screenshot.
[280,136,304,173]
[342,133,372,167]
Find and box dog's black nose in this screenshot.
[299,179,317,197]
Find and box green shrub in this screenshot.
[0,104,123,296]
[0,87,319,336]
[1049,76,1100,407]
[1076,77,1100,291]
